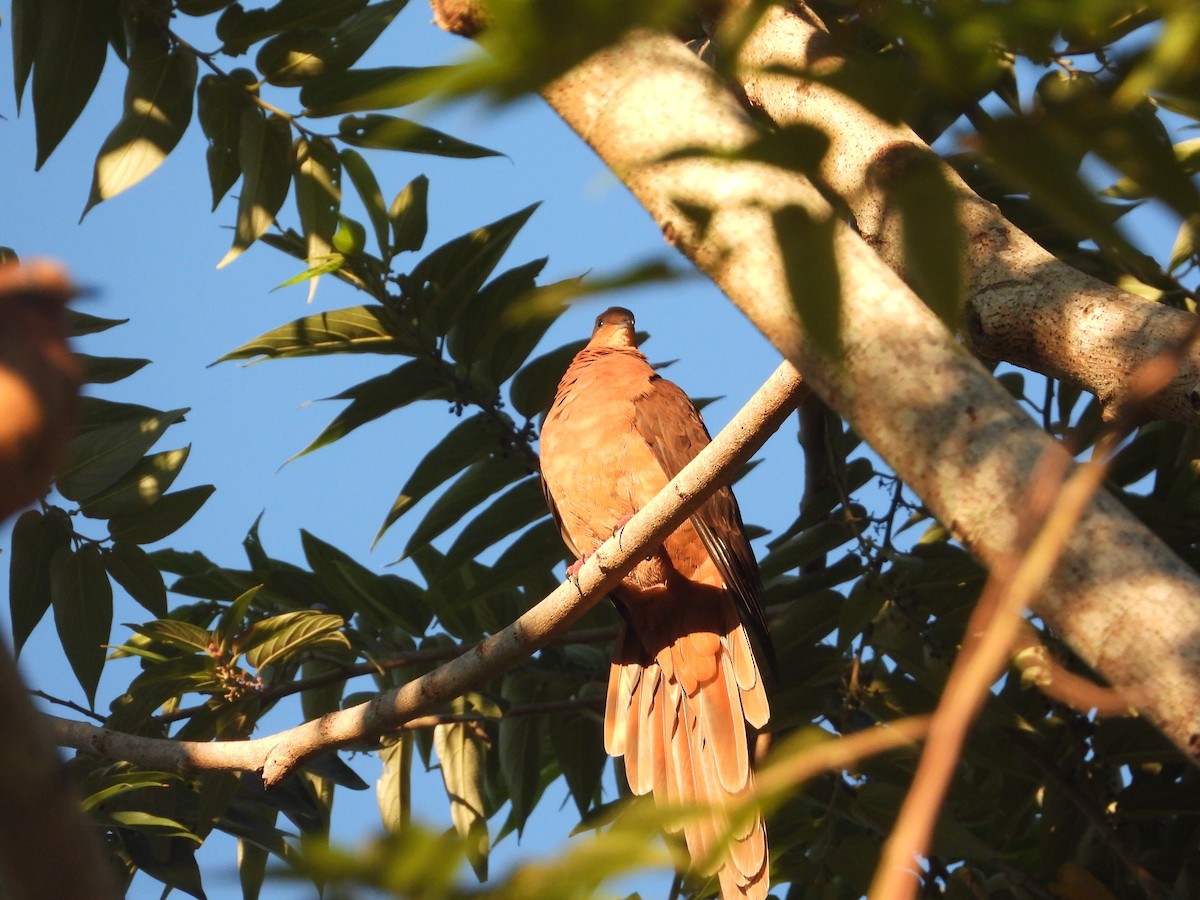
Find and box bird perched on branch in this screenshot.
[538,306,772,899]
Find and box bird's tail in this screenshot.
[605,606,770,899]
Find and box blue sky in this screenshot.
[0,4,795,897]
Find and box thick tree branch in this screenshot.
[50,363,805,784]
[421,11,1200,757]
[0,262,121,900]
[726,0,1200,427]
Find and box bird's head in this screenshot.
[587,306,637,350]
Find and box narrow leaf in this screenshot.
[257,1,408,87]
[12,0,38,111]
[340,149,391,256]
[509,338,587,419]
[197,70,257,210]
[218,110,293,268]
[338,113,501,159]
[443,477,547,567]
[65,310,129,336]
[301,65,447,116]
[433,721,490,881]
[215,305,409,363]
[130,619,213,654]
[76,353,151,384]
[50,544,113,706]
[9,508,73,653]
[80,446,191,519]
[293,136,342,300]
[377,734,412,831]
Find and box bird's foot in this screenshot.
[612,513,633,551]
[566,554,590,590]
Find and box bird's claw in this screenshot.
[613,513,634,551]
[566,554,589,592]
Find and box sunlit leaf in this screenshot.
[240,610,349,670]
[388,173,429,253]
[377,734,412,832]
[433,719,490,881]
[216,305,411,363]
[83,40,198,216]
[217,110,293,268]
[80,446,191,519]
[130,619,213,654]
[50,543,113,706]
[257,0,407,87]
[293,135,342,300]
[57,407,189,502]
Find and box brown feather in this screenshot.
[539,308,772,899]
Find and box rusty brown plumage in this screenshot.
[539,307,771,899]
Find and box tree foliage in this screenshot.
[5,0,1200,898]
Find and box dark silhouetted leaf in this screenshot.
[301,65,447,116]
[9,508,73,653]
[338,114,502,159]
[443,477,547,567]
[32,0,113,167]
[104,542,168,617]
[498,672,545,836]
[402,454,531,558]
[50,543,113,706]
[549,707,606,817]
[108,485,215,544]
[77,353,151,384]
[12,0,37,112]
[293,136,342,293]
[447,258,547,368]
[509,338,587,420]
[340,149,390,256]
[197,70,258,210]
[217,0,368,54]
[66,310,129,337]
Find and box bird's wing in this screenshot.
[539,466,581,561]
[632,374,775,668]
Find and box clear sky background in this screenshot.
[0,4,796,898]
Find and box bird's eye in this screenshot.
[595,317,603,328]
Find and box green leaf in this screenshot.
[508,338,587,419]
[57,407,189,502]
[443,477,547,567]
[80,446,191,519]
[12,0,38,111]
[50,544,113,706]
[65,309,129,337]
[873,149,964,332]
[402,454,531,558]
[338,113,502,159]
[130,618,213,654]
[458,519,566,603]
[217,0,369,53]
[76,353,151,384]
[408,203,539,334]
[293,136,342,300]
[433,720,490,881]
[103,542,168,617]
[340,149,390,256]
[498,673,544,837]
[82,40,198,217]
[197,70,258,210]
[375,413,503,544]
[549,707,606,818]
[446,258,547,367]
[216,305,411,363]
[215,584,263,651]
[294,358,448,458]
[218,110,294,268]
[301,65,447,116]
[177,0,238,13]
[9,508,73,654]
[240,610,349,670]
[108,484,215,544]
[31,0,113,168]
[257,0,407,87]
[774,203,843,364]
[377,734,412,832]
[388,173,429,253]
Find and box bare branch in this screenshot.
[49,362,805,785]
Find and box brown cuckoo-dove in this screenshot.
[539,307,772,899]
